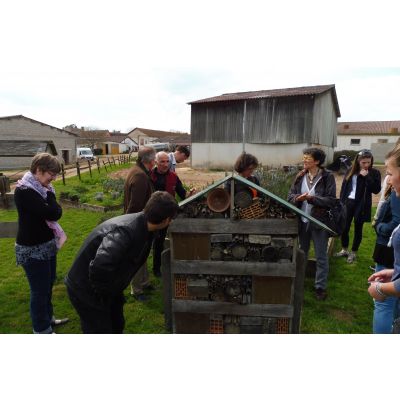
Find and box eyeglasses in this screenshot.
[46,171,58,179]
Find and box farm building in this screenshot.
[0,115,78,170]
[127,127,191,149]
[336,120,400,162]
[188,84,340,169]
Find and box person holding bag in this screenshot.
[288,148,336,300]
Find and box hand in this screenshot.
[367,269,393,283]
[304,194,314,201]
[296,193,308,202]
[359,169,369,177]
[188,188,196,196]
[368,281,386,301]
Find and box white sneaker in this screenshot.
[334,249,349,258]
[347,251,356,263]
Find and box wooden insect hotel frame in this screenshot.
[162,175,332,334]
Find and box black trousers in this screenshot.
[341,198,365,252]
[152,227,168,273]
[67,287,125,334]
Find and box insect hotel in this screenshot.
[161,175,332,334]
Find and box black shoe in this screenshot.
[132,293,148,302]
[51,318,70,327]
[315,288,327,301]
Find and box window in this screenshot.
[350,138,360,145]
[377,139,388,144]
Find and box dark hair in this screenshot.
[144,191,179,224]
[30,153,61,174]
[176,145,190,157]
[234,152,259,173]
[345,149,374,180]
[138,146,156,164]
[303,147,326,167]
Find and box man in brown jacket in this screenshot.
[124,146,156,301]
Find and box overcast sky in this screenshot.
[1,0,399,133]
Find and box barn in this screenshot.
[0,115,78,170]
[188,84,340,169]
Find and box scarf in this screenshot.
[17,171,67,249]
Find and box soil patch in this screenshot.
[110,162,226,191]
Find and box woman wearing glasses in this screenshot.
[335,150,381,263]
[14,153,68,333]
[288,148,336,300]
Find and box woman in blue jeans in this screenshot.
[371,176,400,333]
[14,153,68,333]
[368,147,400,331]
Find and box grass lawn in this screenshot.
[0,164,377,333]
[0,203,376,333]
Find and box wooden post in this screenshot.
[102,160,108,173]
[112,156,116,166]
[76,162,81,181]
[96,157,101,174]
[61,164,66,185]
[161,248,173,332]
[87,160,92,178]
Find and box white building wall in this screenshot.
[336,135,398,152]
[192,143,333,169]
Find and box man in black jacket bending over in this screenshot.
[65,191,178,333]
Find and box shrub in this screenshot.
[93,148,103,155]
[59,191,71,200]
[102,178,125,193]
[69,194,80,202]
[256,165,297,199]
[72,185,89,194]
[110,191,121,200]
[94,192,104,202]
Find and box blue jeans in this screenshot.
[299,222,330,290]
[22,257,56,334]
[373,264,397,334]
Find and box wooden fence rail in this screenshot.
[58,156,133,185]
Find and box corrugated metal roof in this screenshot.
[189,84,340,117]
[338,121,400,135]
[127,127,189,139]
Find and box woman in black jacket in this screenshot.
[14,153,68,334]
[288,148,336,300]
[335,149,381,263]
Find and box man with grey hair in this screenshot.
[150,151,195,277]
[124,146,156,301]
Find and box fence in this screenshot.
[62,154,133,184]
